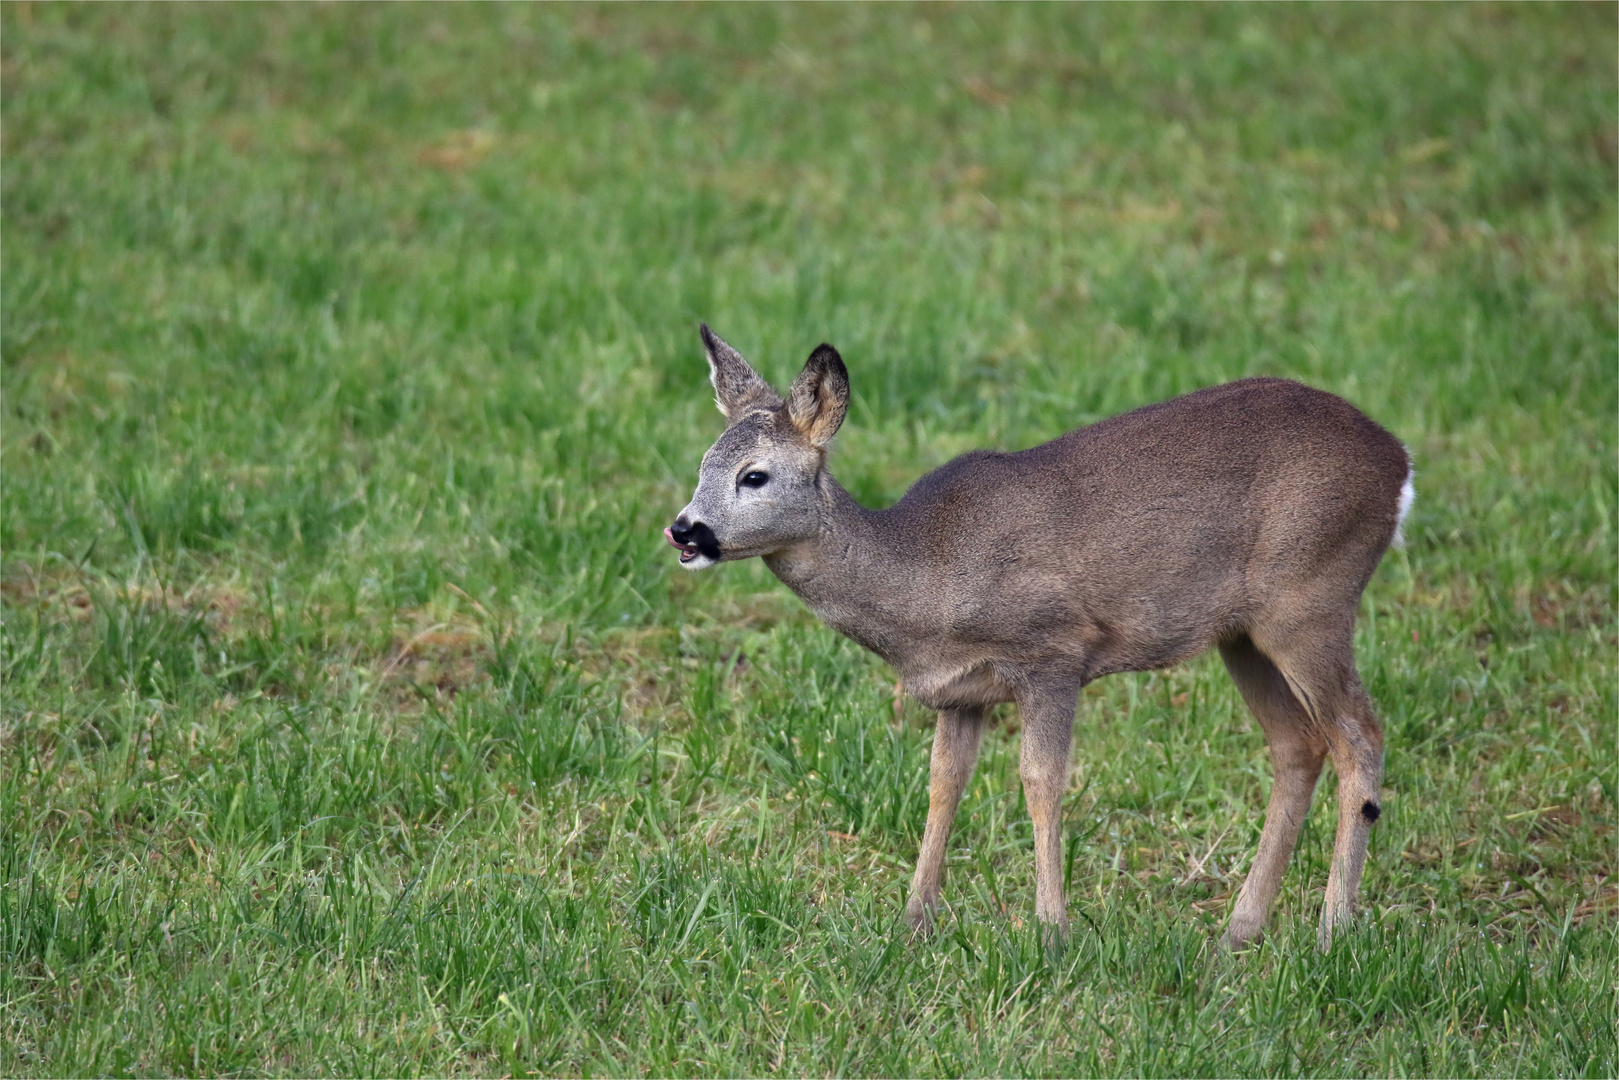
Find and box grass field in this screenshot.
[2,4,1615,1076]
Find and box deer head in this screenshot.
[665,325,849,569]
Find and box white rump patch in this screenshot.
[1392,465,1415,548]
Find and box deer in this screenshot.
[665,325,1413,950]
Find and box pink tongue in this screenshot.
[663,528,702,559]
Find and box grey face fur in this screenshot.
[667,325,1412,952]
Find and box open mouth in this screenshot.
[664,527,704,563]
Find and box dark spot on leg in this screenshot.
[1361,800,1381,823]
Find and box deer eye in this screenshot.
[739,471,769,489]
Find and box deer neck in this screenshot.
[761,474,918,659]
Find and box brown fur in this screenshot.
[670,327,1411,949]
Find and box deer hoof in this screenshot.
[1221,924,1265,952]
[1037,917,1069,959]
[905,895,938,934]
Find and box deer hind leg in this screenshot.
[1253,625,1385,951]
[906,706,988,931]
[1218,635,1327,950]
[1317,675,1383,949]
[1016,685,1078,944]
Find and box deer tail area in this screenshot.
[1392,462,1416,549]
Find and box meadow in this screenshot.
[2,4,1615,1076]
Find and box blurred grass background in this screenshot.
[2,3,1615,1076]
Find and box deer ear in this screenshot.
[788,343,849,448]
[701,324,779,421]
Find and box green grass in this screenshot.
[2,3,1615,1076]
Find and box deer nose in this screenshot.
[667,518,697,547]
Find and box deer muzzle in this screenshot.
[665,519,721,565]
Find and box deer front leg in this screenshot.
[906,706,988,931]
[1018,685,1078,944]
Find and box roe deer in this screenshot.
[666,326,1413,950]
